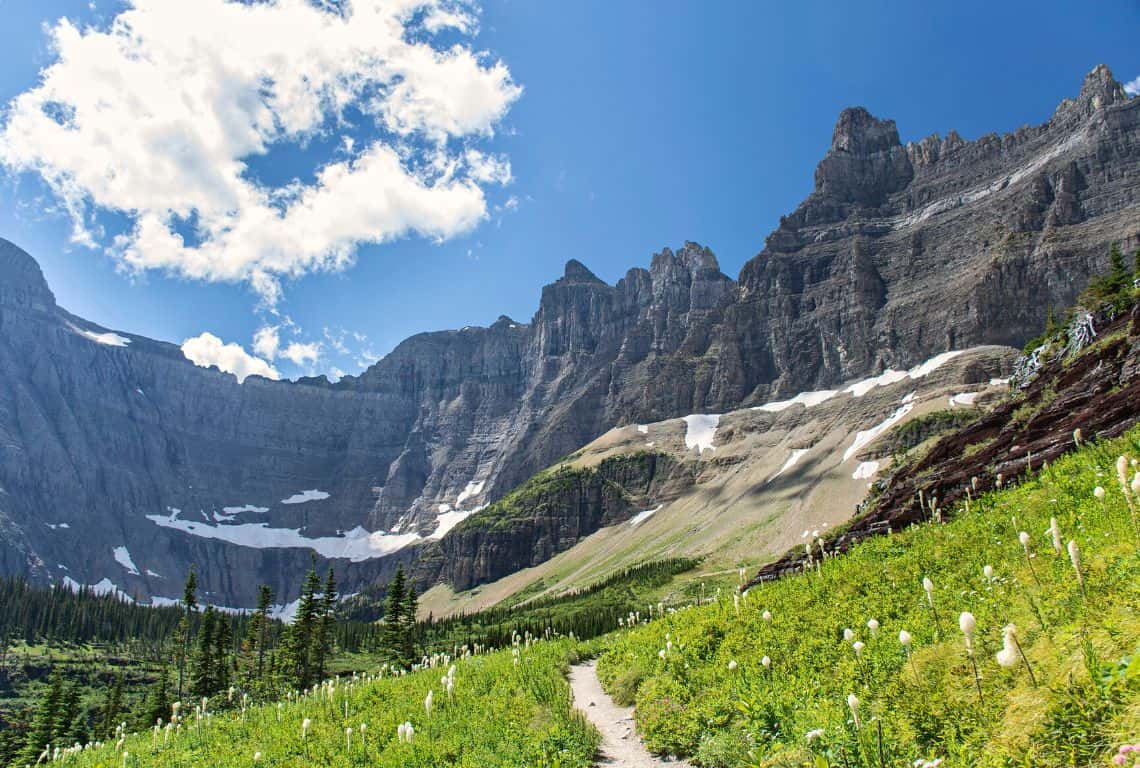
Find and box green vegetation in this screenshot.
[596,427,1140,767]
[874,408,979,460]
[454,451,666,535]
[64,640,596,768]
[420,558,700,651]
[1024,242,1140,353]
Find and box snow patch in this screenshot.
[146,569,162,578]
[222,504,270,515]
[949,391,980,407]
[771,449,809,481]
[455,481,485,508]
[845,351,965,398]
[145,514,418,561]
[628,504,663,527]
[45,522,70,530]
[280,489,330,505]
[112,546,139,575]
[989,377,1010,387]
[901,391,916,404]
[70,323,130,347]
[62,576,133,602]
[682,414,720,453]
[429,509,477,539]
[844,403,914,462]
[852,461,881,480]
[636,424,649,434]
[754,390,838,413]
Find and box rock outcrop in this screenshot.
[1,66,1138,608]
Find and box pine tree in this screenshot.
[213,613,232,696]
[255,585,272,684]
[15,669,65,764]
[239,585,273,696]
[98,672,125,740]
[133,673,170,731]
[55,681,83,747]
[380,566,407,666]
[175,567,198,701]
[314,568,337,682]
[279,563,322,690]
[190,606,217,699]
[401,583,419,664]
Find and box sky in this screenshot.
[1,0,1138,382]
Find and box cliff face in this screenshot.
[1,66,1138,608]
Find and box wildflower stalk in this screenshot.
[1012,633,1037,688]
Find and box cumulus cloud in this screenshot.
[181,333,280,383]
[0,0,521,304]
[1125,76,1140,97]
[252,325,281,360]
[282,341,321,366]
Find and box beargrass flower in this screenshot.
[867,618,880,637]
[1049,517,1063,555]
[843,628,855,642]
[301,718,311,742]
[728,660,738,671]
[425,689,433,718]
[847,694,860,729]
[853,641,865,657]
[762,610,772,622]
[1068,539,1085,594]
[761,655,771,669]
[959,612,976,652]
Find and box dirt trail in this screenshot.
[568,660,692,768]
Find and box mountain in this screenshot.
[0,65,1137,610]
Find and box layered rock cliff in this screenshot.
[0,65,1137,608]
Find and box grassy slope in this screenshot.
[597,428,1140,767]
[67,641,596,768]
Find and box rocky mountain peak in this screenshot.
[560,259,606,284]
[830,107,902,155]
[807,107,914,209]
[0,237,55,311]
[1053,64,1129,121]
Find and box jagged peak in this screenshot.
[651,242,725,278]
[560,259,606,285]
[829,107,901,155]
[0,237,56,310]
[1053,64,1128,120]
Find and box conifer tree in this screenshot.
[380,566,407,666]
[55,681,83,747]
[15,669,65,764]
[98,672,125,740]
[212,613,232,696]
[314,567,337,682]
[255,584,272,683]
[190,606,217,699]
[175,567,198,701]
[279,562,322,690]
[402,583,419,664]
[133,673,171,731]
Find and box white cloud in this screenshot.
[1125,76,1140,97]
[0,0,521,305]
[181,332,280,383]
[252,325,280,360]
[282,341,320,366]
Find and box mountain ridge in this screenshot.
[0,64,1137,609]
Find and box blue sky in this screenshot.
[1,0,1138,381]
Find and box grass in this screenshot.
[596,426,1140,767]
[64,640,597,768]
